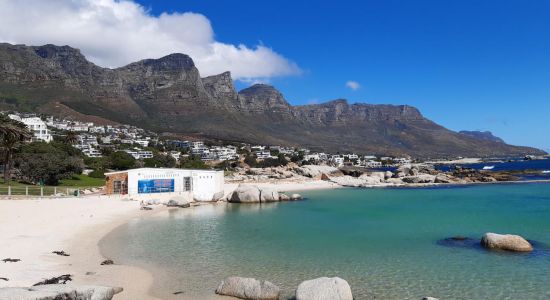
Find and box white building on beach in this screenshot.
[104,168,224,201]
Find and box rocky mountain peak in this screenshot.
[238,84,291,112]
[122,53,195,72]
[30,44,97,77]
[0,42,545,158]
[202,71,238,105]
[459,130,505,143]
[33,44,85,60]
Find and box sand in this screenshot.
[0,196,161,299]
[0,180,337,299]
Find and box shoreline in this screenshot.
[1,179,549,299]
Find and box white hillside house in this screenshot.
[9,115,53,143]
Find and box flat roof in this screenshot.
[104,167,222,176]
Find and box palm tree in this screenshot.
[64,131,79,145]
[0,114,31,184]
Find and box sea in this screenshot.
[100,183,550,299]
[434,157,550,180]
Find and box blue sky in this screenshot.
[1,0,547,150]
[131,0,550,151]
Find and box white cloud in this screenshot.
[0,0,300,80]
[345,80,361,91]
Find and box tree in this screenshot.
[180,155,210,169]
[108,151,136,170]
[64,131,79,145]
[143,154,176,168]
[84,156,110,173]
[244,155,257,167]
[255,154,288,168]
[17,153,83,185]
[14,141,84,185]
[0,114,31,183]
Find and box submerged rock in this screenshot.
[481,233,533,252]
[215,276,280,300]
[436,236,480,249]
[290,193,303,200]
[295,277,353,300]
[0,284,123,300]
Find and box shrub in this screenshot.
[89,169,105,178]
[108,151,136,170]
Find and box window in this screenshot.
[184,177,192,191]
[113,180,127,194]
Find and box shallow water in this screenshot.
[101,183,550,299]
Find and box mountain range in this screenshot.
[0,43,545,158]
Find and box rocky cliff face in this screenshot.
[0,43,545,158]
[459,130,505,143]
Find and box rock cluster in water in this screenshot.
[228,185,301,203]
[439,232,534,253]
[215,276,280,300]
[215,276,353,300]
[481,232,533,252]
[226,163,521,189]
[295,277,353,300]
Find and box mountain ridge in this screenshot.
[0,43,545,158]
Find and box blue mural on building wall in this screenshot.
[138,179,175,194]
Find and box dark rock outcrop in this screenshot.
[100,260,114,265]
[52,251,70,257]
[33,274,72,286]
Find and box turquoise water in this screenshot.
[101,183,550,299]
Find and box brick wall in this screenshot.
[105,172,128,195]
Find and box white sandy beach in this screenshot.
[0,196,162,299]
[0,180,337,299]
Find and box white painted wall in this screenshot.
[192,171,224,201]
[124,168,223,201]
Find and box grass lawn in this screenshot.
[0,174,105,196]
[59,174,105,187]
[0,174,105,188]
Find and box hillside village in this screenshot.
[5,111,413,171]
